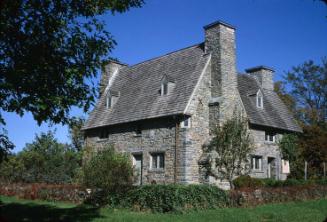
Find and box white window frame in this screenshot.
[150,153,165,169]
[161,81,168,95]
[251,155,262,170]
[106,93,112,109]
[256,90,263,109]
[265,131,276,143]
[181,117,191,128]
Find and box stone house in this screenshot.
[82,20,301,186]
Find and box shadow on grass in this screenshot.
[0,200,102,222]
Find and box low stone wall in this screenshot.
[229,185,327,207]
[0,182,88,203]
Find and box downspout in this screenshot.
[174,119,180,184]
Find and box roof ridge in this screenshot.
[125,42,204,69]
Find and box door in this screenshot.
[133,154,143,185]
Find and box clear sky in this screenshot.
[4,0,327,153]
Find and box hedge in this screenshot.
[233,175,327,189]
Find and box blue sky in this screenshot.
[4,0,327,153]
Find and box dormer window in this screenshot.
[105,90,119,109]
[160,75,175,96]
[161,81,168,95]
[106,93,112,109]
[256,90,263,109]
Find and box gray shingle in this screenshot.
[238,74,302,132]
[83,43,208,129]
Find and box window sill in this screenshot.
[149,168,165,173]
[97,138,109,143]
[251,169,264,173]
[264,141,276,145]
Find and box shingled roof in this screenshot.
[83,43,209,129]
[237,74,302,132]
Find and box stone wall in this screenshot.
[249,126,287,180]
[85,117,178,184]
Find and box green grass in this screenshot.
[1,196,327,222]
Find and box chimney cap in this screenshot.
[245,66,275,73]
[203,20,236,30]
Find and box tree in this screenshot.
[284,58,327,125]
[68,117,85,152]
[0,131,82,183]
[0,128,14,163]
[0,0,144,162]
[202,115,254,189]
[274,81,296,116]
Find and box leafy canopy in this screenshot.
[0,0,143,125]
[0,0,143,161]
[284,58,327,125]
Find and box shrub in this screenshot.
[82,146,133,194]
[122,184,228,213]
[233,175,264,189]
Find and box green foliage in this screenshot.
[68,117,85,152]
[232,176,327,189]
[0,131,81,183]
[204,115,254,189]
[121,184,228,213]
[82,147,133,193]
[233,176,265,189]
[0,0,143,126]
[0,0,143,165]
[278,134,299,161]
[0,128,14,163]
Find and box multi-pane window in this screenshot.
[265,131,276,142]
[151,153,165,169]
[251,155,262,170]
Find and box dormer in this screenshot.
[105,90,119,109]
[256,89,263,109]
[160,75,175,96]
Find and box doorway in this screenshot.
[133,154,143,185]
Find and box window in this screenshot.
[251,155,262,170]
[256,90,263,108]
[265,131,276,142]
[106,93,112,109]
[135,125,142,136]
[150,153,165,169]
[161,82,168,95]
[99,129,109,139]
[181,117,191,128]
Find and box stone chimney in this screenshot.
[245,66,274,90]
[204,20,237,98]
[204,20,239,126]
[100,60,127,96]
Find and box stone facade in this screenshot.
[84,20,296,187]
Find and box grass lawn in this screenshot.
[1,196,327,222]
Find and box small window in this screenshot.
[150,153,165,169]
[181,117,191,128]
[251,155,262,170]
[106,94,112,109]
[265,131,276,142]
[161,82,168,95]
[256,90,263,109]
[135,125,142,136]
[99,129,109,139]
